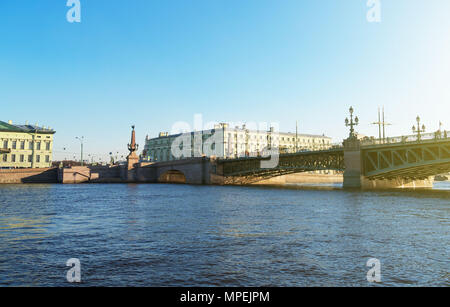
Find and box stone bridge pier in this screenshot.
[134,157,217,184]
[343,137,363,188]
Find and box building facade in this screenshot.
[143,123,332,162]
[0,120,56,168]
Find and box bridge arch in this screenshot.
[158,169,186,184]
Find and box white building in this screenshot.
[143,123,332,162]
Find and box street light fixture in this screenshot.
[412,116,425,142]
[345,106,359,138]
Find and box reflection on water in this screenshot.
[0,183,448,286]
[435,181,450,190]
[288,181,450,190]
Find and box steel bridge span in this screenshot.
[215,135,450,187]
[362,137,450,180]
[216,148,344,184]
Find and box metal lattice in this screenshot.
[363,138,450,179]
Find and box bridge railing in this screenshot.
[218,145,343,161]
[360,130,449,147]
[331,143,344,149]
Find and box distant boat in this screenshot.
[434,175,449,181]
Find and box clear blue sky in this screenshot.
[1,1,449,161]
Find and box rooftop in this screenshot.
[0,121,56,134]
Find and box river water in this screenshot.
[0,183,448,286]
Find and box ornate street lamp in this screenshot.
[412,116,425,142]
[345,106,359,138]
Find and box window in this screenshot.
[3,140,7,148]
[2,154,7,162]
[11,154,16,162]
[20,155,24,162]
[36,155,40,163]
[28,155,33,162]
[46,142,50,150]
[12,141,17,149]
[20,141,25,150]
[45,155,50,163]
[36,142,41,150]
[29,142,33,150]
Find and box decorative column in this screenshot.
[343,107,362,188]
[343,136,362,188]
[126,125,139,181]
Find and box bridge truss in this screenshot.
[217,148,344,183]
[362,138,450,180]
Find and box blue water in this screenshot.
[0,183,448,286]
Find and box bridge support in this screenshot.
[343,137,362,188]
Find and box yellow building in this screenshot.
[0,120,56,169]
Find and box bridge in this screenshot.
[53,109,450,189]
[53,129,450,188]
[211,132,450,187]
[215,148,344,184]
[136,108,449,189]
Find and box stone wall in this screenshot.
[253,173,343,185]
[89,165,122,183]
[58,166,92,184]
[57,165,125,184]
[0,168,58,184]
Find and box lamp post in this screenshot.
[109,152,114,165]
[345,106,359,139]
[75,136,84,166]
[412,116,425,142]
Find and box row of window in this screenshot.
[148,144,331,161]
[1,140,51,151]
[227,134,330,143]
[149,136,331,145]
[148,139,330,151]
[228,134,330,144]
[1,154,50,163]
